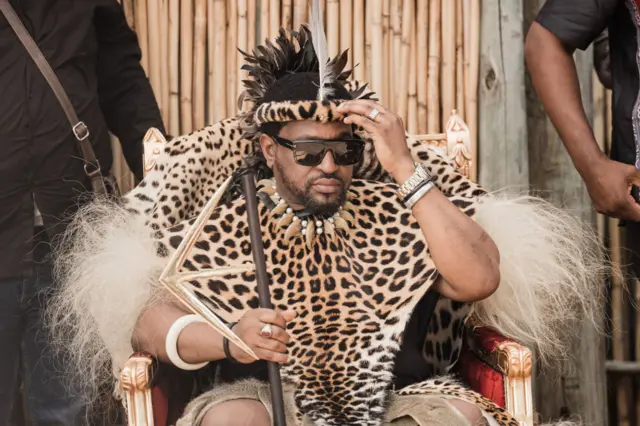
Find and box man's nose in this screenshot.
[317,151,338,173]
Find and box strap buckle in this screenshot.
[84,161,102,179]
[73,121,90,141]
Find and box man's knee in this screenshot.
[201,399,270,426]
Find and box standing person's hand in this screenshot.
[582,157,640,221]
[338,100,416,182]
[228,309,296,364]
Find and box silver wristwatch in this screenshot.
[395,163,433,202]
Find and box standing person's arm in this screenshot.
[525,0,640,221]
[94,2,166,181]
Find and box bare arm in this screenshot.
[393,166,500,302]
[524,22,604,175]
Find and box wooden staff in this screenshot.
[353,0,365,81]
[382,0,390,104]
[441,0,455,121]
[241,171,287,426]
[169,0,180,134]
[455,0,464,119]
[237,0,248,111]
[417,0,428,133]
[180,0,194,133]
[212,0,227,121]
[327,0,340,56]
[371,0,384,98]
[397,0,412,121]
[390,0,401,111]
[427,0,441,132]
[135,0,149,74]
[340,0,353,69]
[293,0,307,31]
[270,0,280,41]
[227,0,238,115]
[468,0,480,176]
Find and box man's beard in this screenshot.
[275,162,347,216]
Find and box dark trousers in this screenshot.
[0,230,85,426]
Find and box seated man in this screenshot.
[49,15,604,426]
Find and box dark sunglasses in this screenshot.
[272,136,364,167]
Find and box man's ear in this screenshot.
[259,134,276,167]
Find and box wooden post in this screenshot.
[478,0,528,189]
[523,1,607,425]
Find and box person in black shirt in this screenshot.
[0,1,165,424]
[525,0,640,279]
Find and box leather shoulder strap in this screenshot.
[0,0,107,195]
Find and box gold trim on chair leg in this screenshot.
[494,342,534,426]
[120,354,155,426]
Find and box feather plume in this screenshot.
[309,0,334,100]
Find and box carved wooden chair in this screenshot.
[121,115,534,426]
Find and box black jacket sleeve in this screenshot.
[535,0,619,51]
[94,1,165,181]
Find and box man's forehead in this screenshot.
[280,121,352,139]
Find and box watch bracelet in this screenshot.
[395,163,432,201]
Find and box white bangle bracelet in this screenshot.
[165,314,210,371]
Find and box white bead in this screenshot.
[293,216,299,221]
[315,220,323,227]
[328,217,334,223]
[301,220,308,227]
[286,208,293,214]
[316,227,323,235]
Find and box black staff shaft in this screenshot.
[241,172,287,426]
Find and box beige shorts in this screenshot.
[176,379,475,426]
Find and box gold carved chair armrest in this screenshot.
[120,352,155,426]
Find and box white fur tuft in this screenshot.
[470,192,609,365]
[47,197,164,402]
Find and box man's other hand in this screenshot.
[584,158,640,222]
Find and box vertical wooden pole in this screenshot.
[282,0,293,30]
[371,0,384,98]
[147,0,163,115]
[261,0,271,42]
[382,0,391,104]
[468,0,480,159]
[365,0,373,85]
[169,0,180,133]
[390,0,401,111]
[327,0,340,56]
[353,0,366,81]
[441,0,456,121]
[524,1,607,424]
[193,0,207,130]
[237,0,248,110]
[270,0,281,39]
[407,23,418,134]
[455,0,465,118]
[426,0,441,133]
[227,0,238,115]
[293,0,307,31]
[248,0,257,52]
[180,0,194,133]
[212,0,227,121]
[417,0,428,133]
[397,0,412,121]
[340,0,353,69]
[135,0,149,73]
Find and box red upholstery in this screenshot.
[147,327,513,425]
[455,327,511,408]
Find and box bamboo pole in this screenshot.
[180,0,194,133]
[371,0,384,98]
[293,0,307,31]
[382,0,391,105]
[123,0,135,29]
[353,0,365,81]
[407,23,417,133]
[237,0,248,111]
[261,0,271,42]
[168,0,180,134]
[270,0,280,39]
[455,0,465,118]
[463,0,471,119]
[248,0,257,52]
[212,0,227,122]
[147,0,162,115]
[365,0,373,85]
[340,0,353,69]
[193,0,207,129]
[441,0,456,120]
[468,0,480,179]
[390,0,401,111]
[427,0,441,132]
[327,0,340,56]
[135,0,149,74]
[282,0,293,30]
[592,73,606,245]
[397,0,412,120]
[417,0,428,133]
[227,0,238,115]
